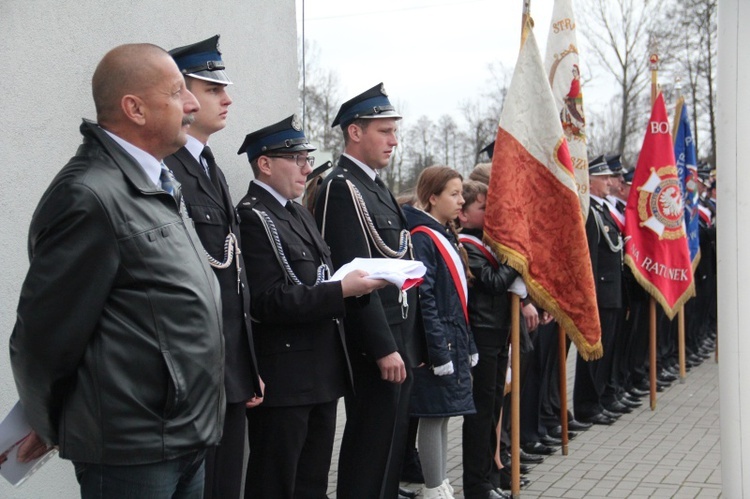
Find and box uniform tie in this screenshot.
[374,175,387,189]
[285,200,302,222]
[201,146,217,180]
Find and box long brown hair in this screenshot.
[415,166,472,282]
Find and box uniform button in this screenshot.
[388,220,392,225]
[302,251,306,256]
[285,343,291,348]
[241,283,246,288]
[206,214,211,220]
[244,313,248,319]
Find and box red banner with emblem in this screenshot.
[624,93,695,318]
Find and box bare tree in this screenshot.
[460,99,497,169]
[580,0,663,157]
[674,0,717,165]
[435,115,459,166]
[299,40,345,159]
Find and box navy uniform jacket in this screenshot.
[165,147,261,402]
[587,199,623,309]
[314,155,426,367]
[237,182,351,407]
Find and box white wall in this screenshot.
[717,0,749,496]
[0,1,298,497]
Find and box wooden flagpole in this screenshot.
[509,3,532,497]
[672,94,688,383]
[649,40,659,411]
[558,325,569,456]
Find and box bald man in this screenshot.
[10,44,225,498]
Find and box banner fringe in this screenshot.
[485,236,603,361]
[624,255,696,320]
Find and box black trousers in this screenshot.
[462,340,508,497]
[337,355,413,499]
[574,308,619,417]
[537,321,567,431]
[245,400,338,499]
[204,401,246,499]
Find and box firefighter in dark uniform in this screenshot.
[574,156,626,424]
[165,35,263,499]
[314,83,427,498]
[236,115,386,498]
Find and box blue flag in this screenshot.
[673,99,700,267]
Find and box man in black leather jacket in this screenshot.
[9,43,225,498]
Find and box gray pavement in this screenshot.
[326,349,721,498]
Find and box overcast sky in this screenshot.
[295,0,611,125]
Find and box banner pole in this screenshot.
[650,298,657,410]
[558,325,569,456]
[647,36,659,411]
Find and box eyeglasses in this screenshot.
[267,154,315,168]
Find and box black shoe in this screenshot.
[499,452,531,474]
[466,490,512,499]
[547,425,579,439]
[633,380,651,392]
[567,419,593,431]
[521,441,558,455]
[618,396,642,408]
[688,353,704,364]
[399,448,424,484]
[658,369,678,382]
[540,435,562,446]
[490,490,512,499]
[519,449,545,463]
[601,408,622,419]
[398,487,417,498]
[685,359,699,369]
[499,468,530,490]
[628,387,649,397]
[603,401,632,414]
[579,413,615,425]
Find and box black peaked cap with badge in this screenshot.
[331,83,402,128]
[237,114,316,163]
[169,34,232,85]
[605,153,623,175]
[588,154,613,176]
[623,169,634,185]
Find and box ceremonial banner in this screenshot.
[672,97,701,268]
[624,93,695,318]
[484,29,602,360]
[544,0,589,216]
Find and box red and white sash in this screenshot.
[412,226,468,323]
[604,199,625,233]
[698,204,713,227]
[458,233,499,270]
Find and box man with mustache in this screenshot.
[10,43,225,498]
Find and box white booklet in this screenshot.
[0,402,57,487]
[329,257,426,291]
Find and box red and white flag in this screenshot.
[544,0,589,216]
[484,28,602,360]
[624,93,695,318]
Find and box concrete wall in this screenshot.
[0,1,298,497]
[717,0,749,496]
